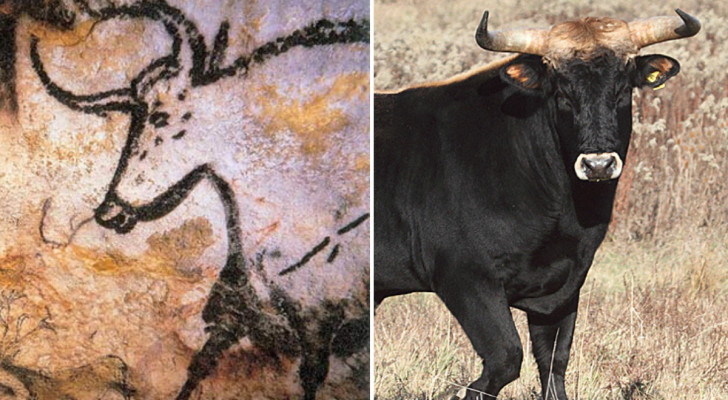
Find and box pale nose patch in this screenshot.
[574,152,623,181]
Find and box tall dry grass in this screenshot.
[374,0,728,398]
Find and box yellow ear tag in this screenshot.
[646,71,665,90]
[646,71,660,83]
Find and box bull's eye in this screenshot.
[149,112,170,128]
[557,94,573,113]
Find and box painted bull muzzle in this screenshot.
[94,193,138,234]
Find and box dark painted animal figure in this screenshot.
[374,9,699,400]
[30,1,370,399]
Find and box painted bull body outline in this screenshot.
[30,1,370,399]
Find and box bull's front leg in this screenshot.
[527,296,578,400]
[434,262,524,400]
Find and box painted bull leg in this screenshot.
[435,265,523,400]
[176,168,292,400]
[527,298,578,400]
[298,306,345,400]
[175,327,240,400]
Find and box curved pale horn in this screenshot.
[475,10,550,55]
[629,9,701,49]
[30,36,136,116]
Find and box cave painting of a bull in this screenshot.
[375,9,699,400]
[30,1,370,399]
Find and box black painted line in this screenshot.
[279,236,331,276]
[337,213,369,235]
[326,244,340,263]
[0,14,17,113]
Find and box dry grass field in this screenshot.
[373,0,728,398]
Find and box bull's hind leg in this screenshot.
[299,316,369,400]
[527,298,578,400]
[435,267,523,400]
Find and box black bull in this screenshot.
[374,10,699,400]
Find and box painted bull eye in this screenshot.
[149,112,170,127]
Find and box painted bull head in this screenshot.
[30,0,213,233]
[31,0,368,234]
[475,9,700,182]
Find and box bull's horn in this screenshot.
[475,10,550,56]
[629,9,701,49]
[30,36,136,116]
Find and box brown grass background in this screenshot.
[373,0,728,398]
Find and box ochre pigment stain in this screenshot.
[68,218,216,279]
[27,19,98,47]
[259,72,368,155]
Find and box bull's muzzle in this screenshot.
[94,194,138,234]
[574,152,623,181]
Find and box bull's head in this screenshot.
[31,1,214,233]
[475,9,699,182]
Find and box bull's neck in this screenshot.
[569,178,618,228]
[206,170,244,263]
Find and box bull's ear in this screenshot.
[635,55,680,90]
[500,56,547,94]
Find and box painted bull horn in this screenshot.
[629,9,701,49]
[29,36,137,116]
[475,10,550,55]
